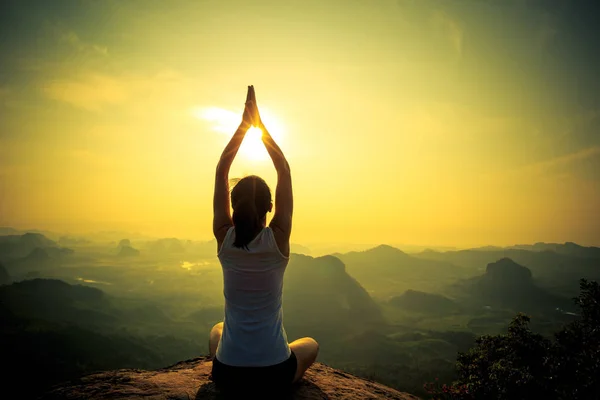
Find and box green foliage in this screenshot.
[435,279,600,400]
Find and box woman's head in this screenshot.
[231,175,272,249]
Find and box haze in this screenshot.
[1,0,599,247]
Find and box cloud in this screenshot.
[59,30,108,56]
[43,74,128,111]
[430,10,463,58]
[41,69,201,116]
[193,107,240,134]
[521,146,600,177]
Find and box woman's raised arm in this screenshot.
[249,86,293,254]
[213,87,254,248]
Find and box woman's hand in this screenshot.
[246,85,262,127]
[241,86,255,129]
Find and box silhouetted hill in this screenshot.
[0,279,112,324]
[0,279,198,397]
[455,258,571,313]
[0,263,9,285]
[0,227,59,239]
[0,232,61,259]
[0,227,22,236]
[144,238,185,254]
[291,243,312,255]
[485,257,532,285]
[2,320,164,399]
[282,254,384,337]
[3,245,74,278]
[509,242,600,259]
[118,245,140,257]
[389,290,458,314]
[415,247,600,295]
[26,247,52,262]
[40,357,418,400]
[336,245,467,298]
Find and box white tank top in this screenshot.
[215,226,291,366]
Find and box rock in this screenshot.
[41,357,419,400]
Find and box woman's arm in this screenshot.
[248,86,293,253]
[262,123,293,241]
[213,87,254,248]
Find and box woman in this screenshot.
[209,86,319,394]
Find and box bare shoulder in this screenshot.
[269,224,290,258]
[215,224,233,254]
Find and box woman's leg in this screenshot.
[289,337,319,383]
[209,322,224,358]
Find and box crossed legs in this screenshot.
[208,322,319,382]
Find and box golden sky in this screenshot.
[1,0,599,247]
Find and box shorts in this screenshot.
[211,351,298,396]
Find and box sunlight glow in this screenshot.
[194,105,285,162]
[241,127,267,160]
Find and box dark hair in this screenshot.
[231,175,272,250]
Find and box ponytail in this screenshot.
[230,175,272,250]
[232,199,261,249]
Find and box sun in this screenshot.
[241,127,268,160]
[195,106,285,162]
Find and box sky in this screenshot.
[0,0,599,248]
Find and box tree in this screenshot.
[430,279,600,400]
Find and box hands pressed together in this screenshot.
[216,84,287,174]
[241,85,263,129]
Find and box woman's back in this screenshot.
[216,226,291,367]
[210,86,318,387]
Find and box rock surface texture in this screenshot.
[41,357,419,400]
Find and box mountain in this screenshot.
[291,243,312,255]
[0,232,62,259]
[415,247,600,295]
[508,242,600,259]
[0,227,60,239]
[0,279,115,325]
[389,290,458,314]
[2,320,164,399]
[0,263,9,285]
[282,254,384,337]
[144,238,186,254]
[115,239,140,257]
[0,259,388,398]
[0,278,200,397]
[0,227,22,236]
[335,245,468,299]
[3,243,74,278]
[453,258,571,313]
[118,245,140,257]
[39,357,418,400]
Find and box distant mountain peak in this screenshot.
[314,255,346,272]
[118,245,140,257]
[366,244,406,255]
[485,258,532,284]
